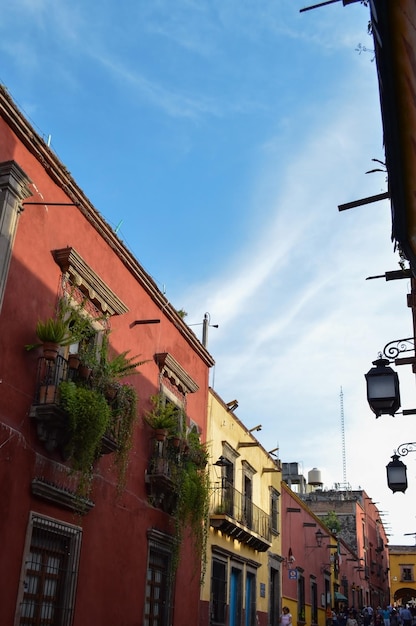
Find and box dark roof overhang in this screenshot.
[370,0,416,276]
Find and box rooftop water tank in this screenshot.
[308,468,323,486]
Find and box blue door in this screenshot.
[245,574,253,626]
[229,568,242,626]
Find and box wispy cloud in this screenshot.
[90,52,224,120]
[175,61,416,542]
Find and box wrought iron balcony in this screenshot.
[30,355,70,454]
[209,482,272,551]
[30,355,123,456]
[145,438,181,515]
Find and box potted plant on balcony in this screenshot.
[77,342,97,381]
[185,426,209,468]
[26,317,72,362]
[93,335,147,400]
[26,295,97,362]
[143,394,178,441]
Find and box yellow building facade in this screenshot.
[200,388,282,626]
[389,546,416,607]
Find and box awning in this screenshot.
[334,592,348,602]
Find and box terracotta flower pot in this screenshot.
[68,353,81,370]
[155,429,167,442]
[78,365,92,381]
[42,341,59,362]
[105,383,119,401]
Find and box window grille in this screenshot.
[144,533,173,626]
[18,514,82,626]
[270,489,280,534]
[211,559,227,625]
[297,574,305,622]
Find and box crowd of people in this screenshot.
[279,603,416,626]
[322,604,416,626]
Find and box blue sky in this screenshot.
[2,0,416,543]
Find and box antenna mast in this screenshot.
[340,387,347,487]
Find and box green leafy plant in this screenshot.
[93,334,147,395]
[171,457,210,584]
[144,397,209,583]
[59,381,111,495]
[143,394,179,431]
[186,426,209,468]
[109,383,138,493]
[25,317,72,351]
[77,340,98,370]
[25,295,96,352]
[35,317,70,344]
[322,510,341,534]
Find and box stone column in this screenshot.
[0,160,32,312]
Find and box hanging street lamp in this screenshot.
[365,357,401,417]
[386,453,408,493]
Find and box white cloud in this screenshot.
[177,52,413,544]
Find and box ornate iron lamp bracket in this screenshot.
[396,442,416,457]
[383,337,415,360]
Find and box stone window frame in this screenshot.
[400,565,414,582]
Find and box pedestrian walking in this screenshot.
[363,608,371,626]
[399,606,412,626]
[281,606,292,626]
[390,609,400,626]
[347,611,359,626]
[383,607,391,626]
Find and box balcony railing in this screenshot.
[31,356,123,455]
[145,438,182,515]
[209,483,272,551]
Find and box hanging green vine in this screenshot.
[59,381,111,496]
[110,383,138,493]
[170,437,210,585]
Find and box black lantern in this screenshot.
[365,357,401,417]
[386,454,408,493]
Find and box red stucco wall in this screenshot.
[0,103,211,625]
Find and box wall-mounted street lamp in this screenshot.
[365,336,416,417]
[213,456,232,467]
[365,356,401,417]
[386,442,416,493]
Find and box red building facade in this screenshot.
[281,483,388,625]
[0,86,214,626]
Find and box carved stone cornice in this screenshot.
[52,246,128,316]
[155,352,199,394]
